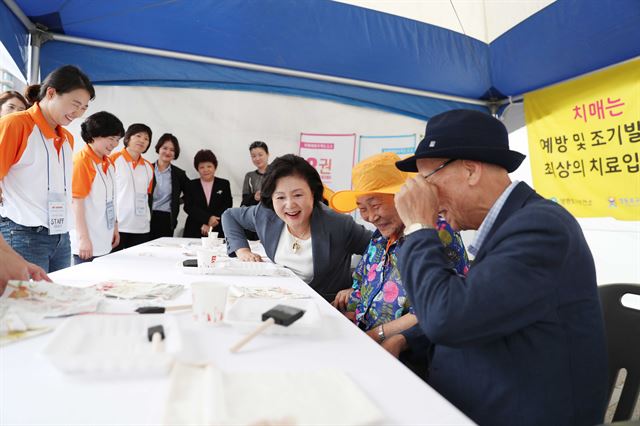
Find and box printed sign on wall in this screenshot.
[524,58,639,221]
[299,133,357,192]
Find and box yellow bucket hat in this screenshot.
[330,152,409,213]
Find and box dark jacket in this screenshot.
[222,203,371,301]
[149,163,189,231]
[183,177,232,238]
[399,182,608,426]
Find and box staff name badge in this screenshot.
[106,200,115,229]
[135,193,147,216]
[47,192,67,235]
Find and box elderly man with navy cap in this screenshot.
[394,109,607,426]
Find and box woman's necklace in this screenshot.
[289,226,310,254]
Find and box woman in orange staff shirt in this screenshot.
[71,111,125,264]
[110,123,154,250]
[0,65,95,272]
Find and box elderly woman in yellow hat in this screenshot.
[330,152,468,351]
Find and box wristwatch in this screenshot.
[404,223,433,236]
[377,325,386,342]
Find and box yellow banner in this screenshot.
[524,59,640,221]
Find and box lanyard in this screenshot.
[96,164,115,203]
[127,157,150,193]
[38,129,67,193]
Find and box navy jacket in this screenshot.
[222,203,371,301]
[183,177,232,238]
[399,182,608,426]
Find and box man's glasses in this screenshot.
[423,159,457,181]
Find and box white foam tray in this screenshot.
[42,315,181,376]
[180,259,293,277]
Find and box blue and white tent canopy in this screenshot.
[1,0,638,119]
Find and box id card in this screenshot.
[106,200,115,230]
[135,193,147,216]
[47,192,67,235]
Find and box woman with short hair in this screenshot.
[149,133,189,239]
[71,111,124,263]
[183,149,232,238]
[241,140,269,207]
[110,123,154,249]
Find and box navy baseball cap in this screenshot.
[395,109,525,173]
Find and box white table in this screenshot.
[0,238,473,425]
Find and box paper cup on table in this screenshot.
[196,248,219,267]
[191,281,228,325]
[201,237,222,249]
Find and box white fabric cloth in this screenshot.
[163,363,384,426]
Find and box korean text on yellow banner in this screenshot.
[524,59,640,221]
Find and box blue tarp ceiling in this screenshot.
[1,0,639,119]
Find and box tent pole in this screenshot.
[27,41,39,84]
[49,33,489,107]
[2,0,38,82]
[27,29,51,84]
[2,0,34,31]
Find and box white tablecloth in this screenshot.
[0,238,473,425]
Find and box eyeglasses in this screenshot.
[423,159,457,181]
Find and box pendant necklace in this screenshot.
[290,227,310,254]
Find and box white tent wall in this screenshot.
[65,85,427,197]
[64,84,427,237]
[65,85,639,286]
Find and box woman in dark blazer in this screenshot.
[183,149,232,238]
[149,134,189,239]
[222,154,371,301]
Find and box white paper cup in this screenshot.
[208,231,218,239]
[191,281,228,325]
[201,237,222,249]
[196,248,219,267]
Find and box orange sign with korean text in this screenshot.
[524,59,640,221]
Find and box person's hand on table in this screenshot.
[26,262,50,282]
[236,248,263,262]
[366,327,382,342]
[381,334,408,358]
[331,288,353,311]
[0,246,50,295]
